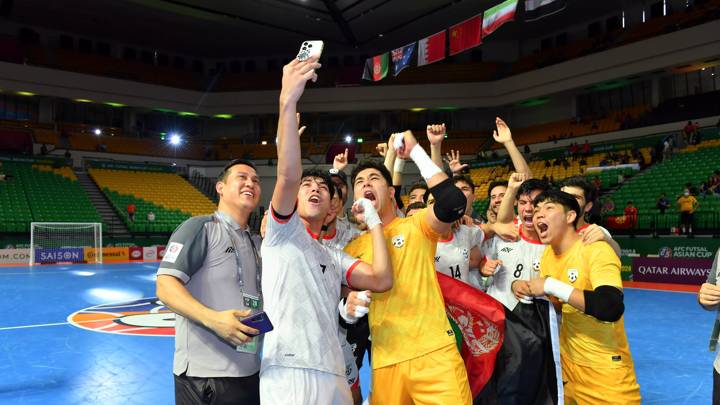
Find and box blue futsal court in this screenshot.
[0,262,715,404]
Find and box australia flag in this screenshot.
[391,42,416,76]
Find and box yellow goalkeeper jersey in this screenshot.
[344,209,456,369]
[540,240,635,368]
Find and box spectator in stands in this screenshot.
[697,248,720,405]
[601,197,615,215]
[663,138,673,161]
[579,157,587,168]
[624,201,638,228]
[593,176,602,191]
[40,144,48,155]
[127,203,136,222]
[569,142,579,157]
[582,140,591,156]
[656,193,671,214]
[544,160,551,168]
[147,211,156,222]
[523,144,531,155]
[677,188,699,237]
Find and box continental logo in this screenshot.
[68,297,175,336]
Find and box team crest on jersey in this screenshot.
[462,248,469,260]
[447,304,501,355]
[391,235,405,248]
[532,259,541,271]
[567,269,579,283]
[68,297,175,336]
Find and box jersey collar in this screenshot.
[306,226,336,240]
[519,224,542,245]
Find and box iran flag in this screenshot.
[418,30,446,66]
[482,0,518,38]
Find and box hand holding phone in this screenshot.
[240,311,274,336]
[297,40,324,61]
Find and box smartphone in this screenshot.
[297,40,324,61]
[241,311,274,336]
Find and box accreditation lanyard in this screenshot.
[216,214,261,297]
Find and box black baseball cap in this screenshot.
[328,168,348,186]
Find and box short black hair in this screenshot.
[516,178,550,200]
[301,168,335,199]
[533,189,581,228]
[218,159,257,181]
[487,181,508,198]
[405,201,426,215]
[350,159,393,187]
[561,176,598,206]
[409,181,429,194]
[453,175,475,192]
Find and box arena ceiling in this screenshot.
[9,0,627,57]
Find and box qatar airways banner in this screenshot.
[632,257,714,285]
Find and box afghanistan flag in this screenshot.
[362,53,389,81]
[476,299,563,405]
[437,273,505,396]
[482,0,518,38]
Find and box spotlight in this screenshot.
[93,128,101,136]
[169,133,181,146]
[261,141,268,145]
[345,135,352,143]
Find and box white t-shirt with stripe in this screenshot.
[260,207,360,377]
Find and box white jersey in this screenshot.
[324,219,362,251]
[485,226,546,311]
[435,225,485,288]
[261,207,360,377]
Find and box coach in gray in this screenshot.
[157,159,263,405]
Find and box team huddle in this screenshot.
[156,56,641,405]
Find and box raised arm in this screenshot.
[346,198,393,292]
[272,57,320,215]
[497,172,525,225]
[427,123,446,169]
[494,117,531,178]
[395,130,466,235]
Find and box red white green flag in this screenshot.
[362,53,389,81]
[437,272,505,396]
[482,0,518,38]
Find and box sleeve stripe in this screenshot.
[345,259,362,289]
[270,204,296,224]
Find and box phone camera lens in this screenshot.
[308,44,313,48]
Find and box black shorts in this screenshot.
[174,372,259,405]
[680,212,694,225]
[343,316,371,370]
[714,367,720,405]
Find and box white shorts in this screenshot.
[260,366,352,405]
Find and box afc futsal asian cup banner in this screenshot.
[631,257,714,285]
[31,246,166,264]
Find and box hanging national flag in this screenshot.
[418,30,446,66]
[449,14,483,56]
[391,42,416,76]
[488,300,563,404]
[437,273,505,396]
[482,0,518,38]
[362,53,389,81]
[525,0,566,21]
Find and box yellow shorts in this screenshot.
[371,344,472,405]
[562,357,641,405]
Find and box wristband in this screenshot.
[409,145,442,181]
[353,198,382,230]
[392,133,404,151]
[544,277,574,302]
[338,298,358,324]
[393,158,406,173]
